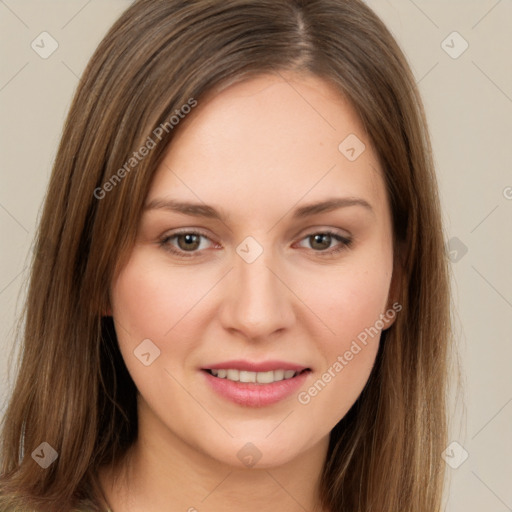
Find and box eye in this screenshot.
[159,230,216,257]
[295,230,352,256]
[158,229,353,258]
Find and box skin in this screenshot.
[100,71,399,512]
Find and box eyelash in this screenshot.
[158,229,353,258]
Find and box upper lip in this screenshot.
[202,360,310,372]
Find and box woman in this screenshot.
[0,0,452,510]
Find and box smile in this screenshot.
[202,368,312,407]
[205,368,308,384]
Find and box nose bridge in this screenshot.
[220,241,295,339]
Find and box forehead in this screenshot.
[147,72,387,224]
[167,72,368,161]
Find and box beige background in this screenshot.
[0,1,511,510]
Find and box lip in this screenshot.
[202,360,310,373]
[201,368,311,407]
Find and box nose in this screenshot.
[218,247,296,340]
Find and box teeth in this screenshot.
[272,369,284,382]
[256,370,274,383]
[209,368,301,383]
[239,370,256,383]
[226,369,239,381]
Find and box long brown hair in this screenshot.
[0,1,452,510]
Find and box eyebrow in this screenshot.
[144,196,374,221]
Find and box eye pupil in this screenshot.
[310,233,331,250]
[165,231,346,257]
[177,233,201,251]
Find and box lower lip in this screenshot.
[201,370,311,407]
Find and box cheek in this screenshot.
[109,251,225,396]
[111,252,210,342]
[300,259,391,345]
[109,255,204,412]
[294,259,391,416]
[109,255,186,379]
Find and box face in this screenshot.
[110,72,398,469]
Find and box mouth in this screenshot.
[201,366,312,407]
[202,367,311,385]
